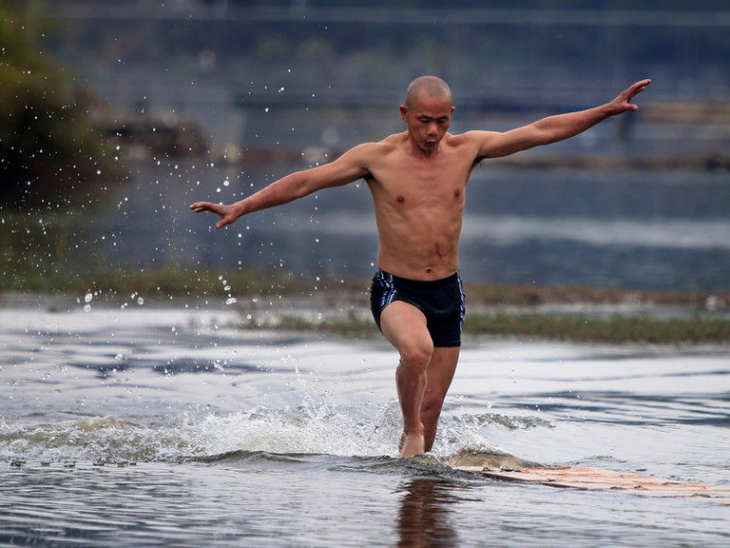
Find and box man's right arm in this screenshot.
[190,143,373,229]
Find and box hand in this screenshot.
[611,79,651,114]
[189,201,240,229]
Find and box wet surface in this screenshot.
[1,304,729,546]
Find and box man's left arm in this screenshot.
[475,79,651,159]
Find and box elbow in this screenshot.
[292,171,315,199]
[531,125,562,147]
[274,171,311,204]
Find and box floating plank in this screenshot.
[472,465,730,505]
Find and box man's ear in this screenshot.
[400,105,408,122]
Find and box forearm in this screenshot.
[230,148,368,219]
[233,171,311,217]
[532,103,616,145]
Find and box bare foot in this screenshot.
[399,432,425,458]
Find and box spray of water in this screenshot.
[0,390,515,466]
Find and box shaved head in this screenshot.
[405,76,452,108]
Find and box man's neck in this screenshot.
[405,136,440,160]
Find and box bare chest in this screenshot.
[367,152,472,211]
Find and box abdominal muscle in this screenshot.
[374,208,462,281]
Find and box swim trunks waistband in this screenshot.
[385,270,460,287]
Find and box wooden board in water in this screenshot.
[469,466,730,505]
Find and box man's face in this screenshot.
[400,92,455,153]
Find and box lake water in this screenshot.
[1,303,729,547]
[57,162,730,291]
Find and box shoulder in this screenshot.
[373,133,406,155]
[448,130,509,160]
[442,131,499,160]
[448,130,501,147]
[340,133,404,163]
[344,134,400,156]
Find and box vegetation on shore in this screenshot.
[248,308,730,345]
[5,258,726,343]
[0,1,122,209]
[461,312,730,344]
[0,262,311,302]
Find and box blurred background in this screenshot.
[2,0,729,295]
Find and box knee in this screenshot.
[398,342,433,373]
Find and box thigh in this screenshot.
[379,300,433,356]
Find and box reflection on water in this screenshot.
[397,479,462,548]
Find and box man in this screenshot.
[191,76,651,457]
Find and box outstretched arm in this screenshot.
[190,144,372,229]
[474,79,651,159]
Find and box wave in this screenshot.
[0,403,552,467]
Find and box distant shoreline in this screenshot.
[232,283,730,344]
[3,273,729,344]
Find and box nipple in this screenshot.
[454,190,461,197]
[397,196,405,203]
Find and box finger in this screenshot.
[632,79,651,94]
[192,202,216,213]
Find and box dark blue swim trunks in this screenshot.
[370,269,466,347]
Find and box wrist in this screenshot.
[601,102,620,118]
[233,200,249,218]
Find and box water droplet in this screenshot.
[84,293,93,303]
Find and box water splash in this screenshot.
[0,399,542,466]
[0,406,387,465]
